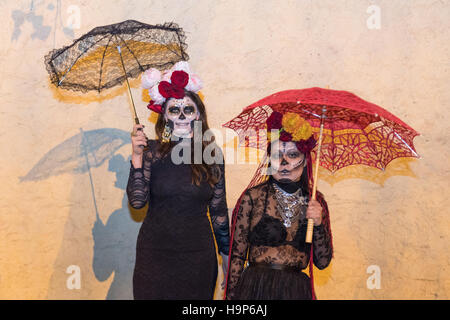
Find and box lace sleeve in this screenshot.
[312,196,332,269]
[208,161,230,255]
[225,189,253,300]
[126,145,152,209]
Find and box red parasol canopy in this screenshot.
[223,87,420,172]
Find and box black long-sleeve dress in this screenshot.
[126,138,230,299]
[225,176,332,300]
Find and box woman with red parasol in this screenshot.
[224,111,333,300]
[223,87,419,300]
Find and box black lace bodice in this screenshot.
[225,179,332,299]
[126,138,230,255]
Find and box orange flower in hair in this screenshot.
[282,113,303,135]
[292,120,313,141]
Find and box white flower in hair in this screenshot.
[149,84,165,104]
[161,69,172,82]
[171,61,191,74]
[141,68,162,89]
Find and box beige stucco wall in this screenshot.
[0,0,448,299]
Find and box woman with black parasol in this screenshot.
[127,61,230,299]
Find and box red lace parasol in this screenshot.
[224,87,420,172]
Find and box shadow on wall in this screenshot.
[18,127,144,299]
[91,153,145,300]
[44,152,144,299]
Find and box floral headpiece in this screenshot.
[141,61,203,114]
[266,111,317,153]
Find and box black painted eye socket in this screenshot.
[168,106,180,115]
[183,106,195,115]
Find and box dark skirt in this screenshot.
[232,263,312,300]
[133,247,218,300]
[133,213,218,300]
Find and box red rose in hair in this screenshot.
[296,136,317,153]
[279,131,292,142]
[170,70,189,88]
[158,81,185,99]
[266,111,283,130]
[147,100,162,114]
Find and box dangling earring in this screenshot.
[162,121,172,143]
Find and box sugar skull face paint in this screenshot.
[269,140,306,183]
[164,96,199,138]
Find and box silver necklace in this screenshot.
[272,183,308,228]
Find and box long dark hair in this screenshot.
[154,90,220,187]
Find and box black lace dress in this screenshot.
[126,138,230,299]
[225,176,332,300]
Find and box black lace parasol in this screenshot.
[44,20,189,124]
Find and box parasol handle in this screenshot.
[116,46,148,150]
[116,46,140,125]
[306,106,326,243]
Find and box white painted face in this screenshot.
[270,140,306,182]
[164,96,200,138]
